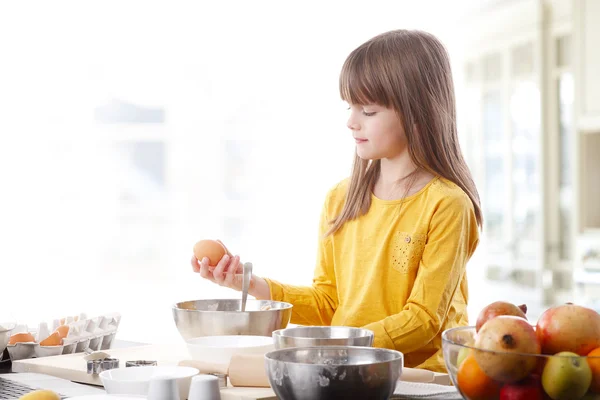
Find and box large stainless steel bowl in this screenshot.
[173,299,292,339]
[272,326,374,349]
[265,346,403,400]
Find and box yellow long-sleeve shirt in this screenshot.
[264,176,479,372]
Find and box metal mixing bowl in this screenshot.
[265,346,403,400]
[272,326,374,349]
[172,299,292,339]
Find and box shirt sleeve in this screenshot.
[363,193,479,353]
[264,196,338,326]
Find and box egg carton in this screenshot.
[7,312,121,361]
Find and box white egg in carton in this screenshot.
[7,312,121,361]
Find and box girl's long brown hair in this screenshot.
[328,29,482,236]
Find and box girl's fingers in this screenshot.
[190,256,200,273]
[223,255,241,288]
[212,254,230,284]
[199,257,216,282]
[193,251,243,292]
[231,272,245,290]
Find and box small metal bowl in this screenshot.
[272,326,374,349]
[265,346,403,400]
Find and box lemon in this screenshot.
[19,390,61,400]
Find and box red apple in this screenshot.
[536,303,600,355]
[476,301,528,333]
[500,375,543,400]
[475,316,541,383]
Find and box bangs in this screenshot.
[339,47,393,107]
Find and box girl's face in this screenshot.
[346,104,407,161]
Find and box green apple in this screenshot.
[542,351,592,400]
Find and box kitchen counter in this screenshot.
[10,342,456,400]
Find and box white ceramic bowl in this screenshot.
[99,366,199,400]
[186,335,275,366]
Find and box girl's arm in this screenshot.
[363,193,479,353]
[247,275,271,300]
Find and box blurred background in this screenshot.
[0,0,598,344]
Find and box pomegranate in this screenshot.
[476,301,528,333]
[474,316,541,383]
[536,303,600,355]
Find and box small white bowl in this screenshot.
[186,335,274,366]
[99,366,199,400]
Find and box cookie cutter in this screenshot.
[86,357,120,374]
[125,360,158,367]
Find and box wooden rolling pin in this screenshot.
[179,354,435,387]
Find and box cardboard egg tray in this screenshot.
[7,312,121,361]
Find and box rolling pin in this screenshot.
[180,354,435,387]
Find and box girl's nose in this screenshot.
[347,116,360,131]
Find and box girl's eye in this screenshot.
[363,111,376,116]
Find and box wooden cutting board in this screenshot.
[12,343,189,386]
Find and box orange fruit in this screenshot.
[193,239,227,266]
[457,354,501,400]
[588,347,600,393]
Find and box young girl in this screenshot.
[192,29,482,373]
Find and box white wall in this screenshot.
[0,0,479,343]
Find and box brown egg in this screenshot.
[193,239,227,267]
[40,331,63,346]
[8,332,35,345]
[54,325,69,339]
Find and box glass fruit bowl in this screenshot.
[442,326,600,400]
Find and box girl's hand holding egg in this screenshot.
[191,239,245,291]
